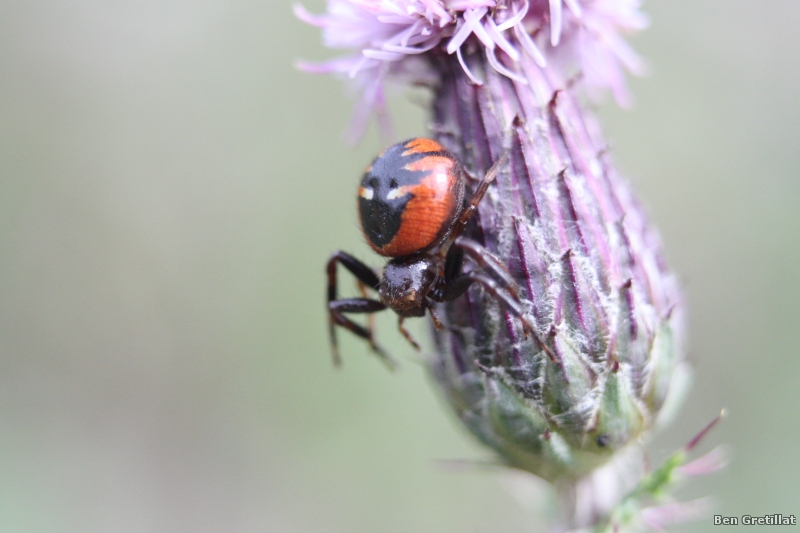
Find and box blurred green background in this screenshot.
[1,1,798,531]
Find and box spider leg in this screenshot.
[443,244,464,284]
[327,251,380,302]
[426,303,445,331]
[329,298,396,369]
[439,237,520,301]
[444,271,555,362]
[326,251,391,368]
[397,317,421,351]
[358,281,377,354]
[453,236,519,298]
[438,150,509,260]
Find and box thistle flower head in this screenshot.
[296,0,648,138]
[302,0,695,528]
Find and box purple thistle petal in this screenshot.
[384,41,440,54]
[294,60,337,73]
[363,49,406,60]
[486,47,527,84]
[346,55,370,77]
[293,4,328,27]
[484,17,520,61]
[419,0,452,25]
[447,7,493,53]
[296,0,649,151]
[466,8,497,49]
[377,14,419,24]
[641,498,714,530]
[295,55,366,74]
[456,46,483,85]
[496,0,528,32]
[677,446,729,477]
[447,0,496,9]
[514,22,547,67]
[564,0,582,18]
[446,18,473,54]
[549,0,563,46]
[602,27,648,75]
[397,18,425,46]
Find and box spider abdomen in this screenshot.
[358,138,464,257]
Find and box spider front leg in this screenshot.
[441,240,555,361]
[357,280,377,350]
[328,299,396,369]
[454,236,520,298]
[397,317,421,351]
[326,251,395,369]
[438,150,509,259]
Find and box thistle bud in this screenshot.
[428,47,684,482]
[298,0,686,496]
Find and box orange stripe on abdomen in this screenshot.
[402,138,445,156]
[378,157,458,256]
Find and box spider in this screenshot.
[326,138,547,367]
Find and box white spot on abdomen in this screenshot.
[386,187,409,201]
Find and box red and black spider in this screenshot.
[327,138,546,367]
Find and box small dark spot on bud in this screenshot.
[542,428,551,441]
[548,89,561,109]
[612,360,620,373]
[596,434,611,447]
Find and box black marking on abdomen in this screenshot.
[359,142,435,248]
